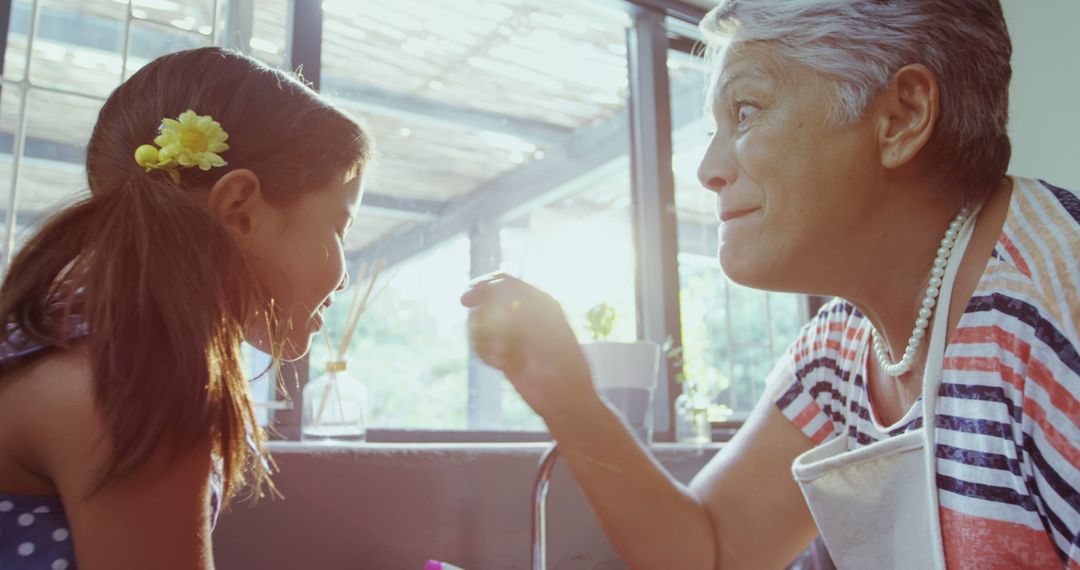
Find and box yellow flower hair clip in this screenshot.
[134,109,230,183]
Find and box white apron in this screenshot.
[791,207,980,570]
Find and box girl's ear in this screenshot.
[208,169,267,247]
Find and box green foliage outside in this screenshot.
[678,260,805,418]
[585,302,617,341]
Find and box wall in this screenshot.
[1003,0,1079,188]
[212,443,719,570]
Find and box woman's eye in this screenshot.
[735,102,758,126]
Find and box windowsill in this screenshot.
[268,440,724,454]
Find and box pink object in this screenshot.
[425,561,464,570]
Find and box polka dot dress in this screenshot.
[0,494,73,569]
[0,476,222,568]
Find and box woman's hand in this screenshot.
[460,272,599,419]
[461,274,819,569]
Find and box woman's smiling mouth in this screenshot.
[720,207,762,222]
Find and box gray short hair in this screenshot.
[701,0,1012,203]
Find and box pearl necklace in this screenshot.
[872,206,971,377]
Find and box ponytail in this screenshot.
[1,197,98,342]
[0,173,272,504]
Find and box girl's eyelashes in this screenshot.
[336,217,354,243]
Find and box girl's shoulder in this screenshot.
[0,345,98,494]
[1,344,95,413]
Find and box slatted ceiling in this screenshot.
[0,159,87,211]
[2,35,31,81]
[369,157,517,202]
[126,22,212,77]
[547,173,631,216]
[23,90,100,147]
[340,108,530,203]
[2,0,641,260]
[248,0,288,67]
[345,212,408,250]
[130,0,216,33]
[321,0,628,131]
[377,155,521,199]
[39,0,127,22]
[430,74,624,128]
[21,39,124,99]
[321,47,435,90]
[0,88,22,133]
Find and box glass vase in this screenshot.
[302,360,367,441]
[674,390,711,445]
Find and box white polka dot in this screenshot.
[52,560,69,570]
[33,505,51,514]
[17,513,35,526]
[0,500,13,512]
[17,542,35,556]
[52,528,69,541]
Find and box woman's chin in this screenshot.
[719,246,789,291]
[720,247,764,286]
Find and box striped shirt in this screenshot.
[776,177,1080,569]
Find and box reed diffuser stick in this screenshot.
[338,259,385,358]
[311,259,387,430]
[311,326,337,429]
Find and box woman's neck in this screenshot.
[845,177,1012,378]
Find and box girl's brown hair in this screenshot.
[0,47,373,503]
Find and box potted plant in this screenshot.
[579,303,661,443]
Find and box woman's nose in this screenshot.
[699,172,728,194]
[697,137,734,194]
[336,271,350,292]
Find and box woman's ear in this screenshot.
[874,63,940,170]
[208,168,264,246]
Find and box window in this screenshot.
[499,173,639,430]
[315,0,634,433]
[309,236,472,430]
[2,0,811,440]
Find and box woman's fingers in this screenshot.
[460,271,518,307]
[468,289,524,372]
[464,274,547,378]
[461,275,595,416]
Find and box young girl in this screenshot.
[0,47,373,568]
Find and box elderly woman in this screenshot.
[462,0,1080,568]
